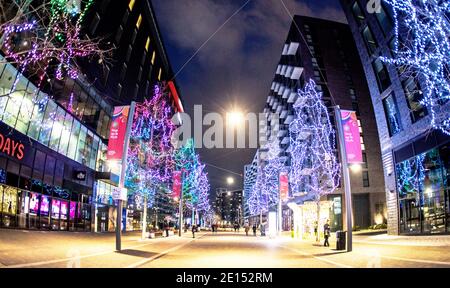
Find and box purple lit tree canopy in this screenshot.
[263,137,286,206]
[125,84,176,207]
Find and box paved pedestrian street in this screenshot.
[0,229,449,268]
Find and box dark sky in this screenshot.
[151,0,346,194]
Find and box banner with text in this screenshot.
[340,110,363,163]
[172,171,182,199]
[107,106,131,161]
[279,172,289,202]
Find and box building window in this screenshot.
[158,68,162,81]
[375,4,393,36]
[120,63,127,81]
[128,0,135,11]
[372,58,391,92]
[362,152,368,168]
[351,1,365,25]
[136,14,142,29]
[151,51,156,65]
[362,26,378,55]
[402,76,428,123]
[362,171,370,187]
[145,37,150,52]
[383,93,402,136]
[117,83,123,98]
[125,45,132,62]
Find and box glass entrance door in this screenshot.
[399,198,421,234]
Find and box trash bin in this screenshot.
[336,231,346,250]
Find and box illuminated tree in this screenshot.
[263,137,286,207]
[381,0,450,135]
[0,0,110,96]
[125,84,176,233]
[289,79,340,240]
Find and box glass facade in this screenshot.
[0,58,108,171]
[0,183,91,231]
[396,144,450,234]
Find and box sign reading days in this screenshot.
[107,106,131,161]
[0,132,25,160]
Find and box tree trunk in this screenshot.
[141,195,147,239]
[316,201,320,242]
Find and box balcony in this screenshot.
[290,67,304,80]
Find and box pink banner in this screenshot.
[340,110,363,163]
[279,172,289,202]
[107,106,131,161]
[172,171,182,199]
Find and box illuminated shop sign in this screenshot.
[0,132,25,161]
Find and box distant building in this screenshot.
[340,0,450,235]
[214,188,243,225]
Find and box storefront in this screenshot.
[0,181,91,231]
[395,142,449,234]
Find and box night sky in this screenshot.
[151,0,347,195]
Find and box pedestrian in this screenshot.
[164,221,170,237]
[252,224,257,236]
[314,221,318,241]
[324,220,331,247]
[192,224,196,238]
[245,225,249,236]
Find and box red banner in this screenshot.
[172,171,182,199]
[279,172,289,202]
[340,110,363,163]
[107,106,131,161]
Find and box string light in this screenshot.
[289,79,340,202]
[381,0,450,135]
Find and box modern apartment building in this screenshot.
[340,0,450,235]
[260,16,386,231]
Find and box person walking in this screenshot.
[245,225,249,236]
[192,224,197,238]
[323,220,331,247]
[252,224,257,236]
[314,221,318,242]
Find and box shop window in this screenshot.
[1,186,19,227]
[44,156,56,185]
[58,113,74,155]
[49,106,65,151]
[383,93,402,136]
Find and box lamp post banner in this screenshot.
[279,172,289,202]
[107,106,131,161]
[340,110,363,164]
[172,171,182,199]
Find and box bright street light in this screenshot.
[350,163,362,173]
[226,111,244,127]
[226,176,235,185]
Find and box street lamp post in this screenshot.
[333,106,353,252]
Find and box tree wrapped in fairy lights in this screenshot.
[289,79,340,239]
[174,139,211,223]
[247,163,268,216]
[0,0,110,93]
[125,84,176,209]
[381,0,450,135]
[263,137,286,207]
